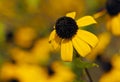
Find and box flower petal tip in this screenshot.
[66,12,76,19]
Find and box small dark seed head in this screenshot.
[6,31,13,43]
[97,55,112,72]
[47,66,55,76]
[55,16,78,39]
[102,61,112,72]
[106,0,120,16]
[8,78,19,82]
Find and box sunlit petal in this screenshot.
[61,39,73,61]
[76,16,97,27]
[72,36,91,57]
[66,12,76,19]
[77,30,98,47]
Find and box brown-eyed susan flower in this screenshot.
[94,0,120,36]
[0,61,75,82]
[46,61,75,82]
[49,12,99,61]
[99,54,120,82]
[106,0,120,36]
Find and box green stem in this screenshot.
[85,68,93,82]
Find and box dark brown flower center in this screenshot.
[55,16,78,39]
[106,0,120,16]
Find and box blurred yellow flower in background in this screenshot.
[49,12,98,61]
[86,32,111,60]
[111,54,120,69]
[99,69,120,82]
[99,54,120,82]
[0,61,75,82]
[0,62,48,82]
[31,37,52,63]
[106,14,120,36]
[46,61,75,82]
[9,37,52,64]
[0,62,16,80]
[14,27,37,48]
[9,47,34,64]
[105,0,120,36]
[94,0,120,36]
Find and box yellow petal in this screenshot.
[49,30,61,49]
[93,9,106,19]
[66,12,76,19]
[76,16,97,27]
[77,30,98,47]
[72,36,91,57]
[61,39,73,61]
[111,15,120,36]
[49,30,56,43]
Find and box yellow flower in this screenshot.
[86,32,111,60]
[14,27,37,48]
[105,0,120,36]
[31,37,52,63]
[94,0,120,36]
[0,62,75,82]
[9,37,52,64]
[111,54,120,69]
[99,69,120,82]
[106,14,120,36]
[49,12,98,61]
[9,47,34,64]
[0,62,48,82]
[99,54,120,82]
[47,61,75,82]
